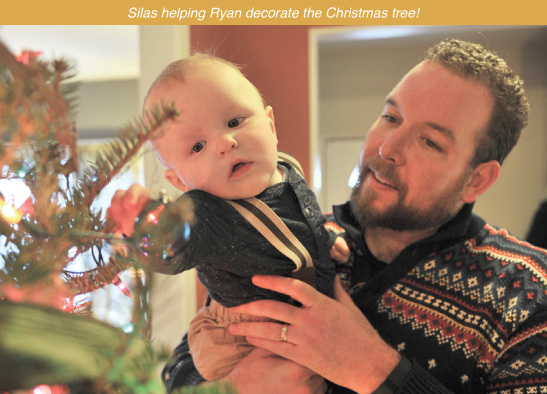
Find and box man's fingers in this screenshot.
[231,320,302,345]
[250,275,322,308]
[331,236,350,263]
[231,298,297,323]
[330,248,346,262]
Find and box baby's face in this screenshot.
[147,63,279,200]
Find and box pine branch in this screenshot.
[0,41,36,81]
[0,39,206,394]
[62,255,130,295]
[77,105,177,208]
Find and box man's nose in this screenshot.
[378,129,406,165]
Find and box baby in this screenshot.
[108,54,341,381]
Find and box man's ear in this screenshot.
[164,169,190,192]
[462,160,500,203]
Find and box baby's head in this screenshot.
[144,54,280,200]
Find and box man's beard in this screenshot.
[350,157,470,232]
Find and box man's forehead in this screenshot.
[386,60,490,104]
[383,61,493,137]
[389,61,434,91]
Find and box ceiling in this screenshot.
[0,25,140,82]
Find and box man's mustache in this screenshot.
[358,157,402,191]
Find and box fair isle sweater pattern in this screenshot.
[326,208,547,394]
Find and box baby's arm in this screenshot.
[106,183,152,236]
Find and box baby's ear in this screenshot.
[164,169,190,192]
[265,106,277,136]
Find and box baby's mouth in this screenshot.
[232,162,246,173]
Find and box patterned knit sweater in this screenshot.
[327,202,547,394]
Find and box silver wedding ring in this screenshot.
[281,324,288,342]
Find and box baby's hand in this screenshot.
[106,183,152,236]
[330,236,350,263]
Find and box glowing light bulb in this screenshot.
[33,385,52,394]
[33,384,69,394]
[112,276,131,298]
[0,200,23,224]
[147,212,158,224]
[146,204,165,225]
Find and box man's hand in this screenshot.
[106,183,151,236]
[330,236,351,263]
[229,276,401,393]
[224,348,327,394]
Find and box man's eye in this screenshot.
[424,138,443,152]
[227,117,244,128]
[192,141,205,153]
[381,114,398,123]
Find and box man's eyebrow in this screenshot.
[425,122,456,142]
[385,97,456,142]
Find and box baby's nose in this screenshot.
[216,134,238,156]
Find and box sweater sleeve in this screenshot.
[397,360,455,394]
[480,308,547,394]
[328,358,456,394]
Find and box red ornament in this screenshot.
[112,275,131,298]
[16,50,43,65]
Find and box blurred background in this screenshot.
[1,24,545,352]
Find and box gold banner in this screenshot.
[1,0,544,25]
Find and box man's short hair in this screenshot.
[424,39,529,166]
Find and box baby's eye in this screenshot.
[192,141,206,153]
[227,117,244,128]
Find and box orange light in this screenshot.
[33,385,52,394]
[146,204,165,225]
[0,200,22,224]
[112,276,131,298]
[32,384,70,394]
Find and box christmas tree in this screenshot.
[0,40,231,393]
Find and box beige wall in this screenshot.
[75,79,139,139]
[317,26,547,238]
